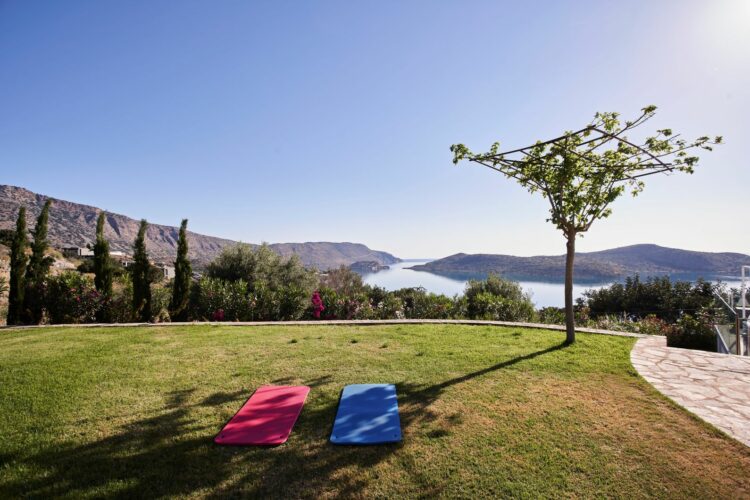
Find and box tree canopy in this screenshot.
[451,106,722,237]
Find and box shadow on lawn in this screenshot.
[2,342,568,498]
[396,341,570,431]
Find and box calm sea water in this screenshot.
[360,260,743,308]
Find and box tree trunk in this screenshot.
[564,231,576,344]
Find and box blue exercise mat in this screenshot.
[330,384,402,445]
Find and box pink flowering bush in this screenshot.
[311,291,325,319]
[45,272,104,324]
[193,277,251,321]
[307,288,374,320]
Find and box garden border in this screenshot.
[0,319,644,338]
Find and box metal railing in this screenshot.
[715,324,731,354]
[714,286,749,356]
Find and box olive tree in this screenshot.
[451,106,721,343]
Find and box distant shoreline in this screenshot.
[407,244,750,283]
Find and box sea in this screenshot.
[359,260,744,308]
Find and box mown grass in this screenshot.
[0,324,748,498]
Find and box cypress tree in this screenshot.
[26,200,54,323]
[27,200,53,283]
[170,219,191,321]
[131,219,152,322]
[7,207,28,325]
[93,212,113,321]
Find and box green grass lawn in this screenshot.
[1,325,749,498]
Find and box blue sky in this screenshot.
[1,0,748,258]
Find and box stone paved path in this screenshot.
[632,335,750,447]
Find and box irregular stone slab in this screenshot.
[632,336,750,447]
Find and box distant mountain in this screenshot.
[267,242,399,270]
[408,244,750,281]
[0,185,400,269]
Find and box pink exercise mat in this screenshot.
[214,385,310,446]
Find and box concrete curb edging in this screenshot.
[0,319,644,338]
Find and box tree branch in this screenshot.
[470,159,545,191]
[588,127,670,167]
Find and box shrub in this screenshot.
[537,306,565,325]
[468,292,532,321]
[45,272,103,324]
[151,285,171,323]
[309,287,338,319]
[77,259,96,274]
[637,315,672,336]
[311,290,325,318]
[249,281,313,321]
[666,314,716,352]
[366,286,389,308]
[464,275,534,321]
[79,258,126,277]
[585,314,640,333]
[310,287,374,320]
[393,287,455,319]
[0,228,14,247]
[451,295,468,319]
[375,294,404,319]
[207,243,316,321]
[318,266,367,296]
[193,277,251,321]
[582,275,717,323]
[108,275,134,323]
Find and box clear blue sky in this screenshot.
[1,0,748,258]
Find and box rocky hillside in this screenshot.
[0,185,399,269]
[408,244,750,281]
[271,242,399,270]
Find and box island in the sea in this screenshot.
[407,244,750,281]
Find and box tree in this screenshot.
[0,228,15,247]
[131,219,152,322]
[7,207,28,325]
[206,243,316,320]
[207,243,276,283]
[93,212,113,321]
[170,219,192,321]
[451,106,721,343]
[27,200,54,284]
[25,200,55,323]
[319,265,366,296]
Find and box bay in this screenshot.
[359,260,744,308]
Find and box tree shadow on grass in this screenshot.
[270,375,331,388]
[199,389,247,408]
[1,343,568,498]
[394,341,570,439]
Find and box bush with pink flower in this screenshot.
[45,272,104,324]
[311,291,325,319]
